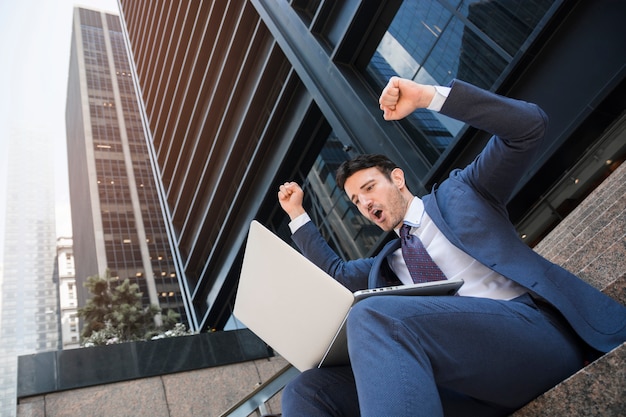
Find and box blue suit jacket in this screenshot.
[292,80,626,353]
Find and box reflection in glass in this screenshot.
[366,0,556,163]
[302,135,386,260]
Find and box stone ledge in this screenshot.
[17,329,272,399]
[17,356,289,417]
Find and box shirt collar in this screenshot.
[395,197,423,236]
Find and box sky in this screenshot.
[0,0,119,262]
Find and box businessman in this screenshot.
[277,77,626,416]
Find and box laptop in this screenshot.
[233,220,463,372]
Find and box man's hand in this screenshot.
[278,182,306,220]
[379,76,436,121]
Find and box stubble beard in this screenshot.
[381,188,411,232]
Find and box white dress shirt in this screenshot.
[392,198,527,300]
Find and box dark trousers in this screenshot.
[282,294,587,417]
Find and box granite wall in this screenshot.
[512,161,626,416]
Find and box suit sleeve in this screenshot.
[440,80,548,206]
[291,221,373,291]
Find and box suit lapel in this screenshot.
[368,239,401,288]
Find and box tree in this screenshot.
[78,271,188,346]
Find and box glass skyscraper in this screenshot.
[0,128,59,417]
[65,8,187,327]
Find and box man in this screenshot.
[277,77,626,416]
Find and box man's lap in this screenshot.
[346,294,587,413]
[283,294,587,417]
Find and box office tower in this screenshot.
[56,237,80,349]
[65,8,187,326]
[118,0,626,332]
[0,128,60,417]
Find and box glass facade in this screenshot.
[281,0,560,261]
[303,136,386,259]
[67,8,187,324]
[0,129,59,417]
[366,0,557,161]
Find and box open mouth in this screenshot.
[372,209,383,220]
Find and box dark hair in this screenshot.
[335,154,400,191]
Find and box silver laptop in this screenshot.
[233,220,463,372]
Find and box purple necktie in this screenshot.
[400,224,447,283]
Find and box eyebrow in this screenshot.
[350,179,375,204]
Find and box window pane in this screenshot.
[457,0,556,88]
[302,135,385,260]
[366,0,557,163]
[463,0,555,57]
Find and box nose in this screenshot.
[358,194,372,209]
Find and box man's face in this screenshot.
[343,167,411,232]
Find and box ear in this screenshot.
[390,168,406,189]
